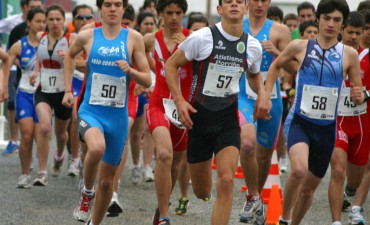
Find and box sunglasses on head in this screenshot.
[75,14,93,20]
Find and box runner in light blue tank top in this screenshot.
[78,27,130,166]
[239,18,282,148]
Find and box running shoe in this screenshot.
[67,158,80,177]
[342,192,351,211]
[107,192,123,214]
[158,216,171,225]
[17,174,31,189]
[143,165,154,182]
[279,156,289,173]
[51,153,65,177]
[2,141,19,156]
[239,195,263,223]
[276,220,290,225]
[175,197,189,215]
[33,171,48,186]
[349,206,365,225]
[74,191,95,222]
[152,208,160,225]
[131,166,142,184]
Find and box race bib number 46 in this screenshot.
[89,73,126,108]
[300,84,338,120]
[202,63,243,97]
[163,98,185,129]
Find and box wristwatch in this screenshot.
[363,89,370,101]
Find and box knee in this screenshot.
[290,166,308,181]
[217,172,234,191]
[98,177,113,192]
[240,138,256,157]
[21,129,34,144]
[331,164,346,181]
[39,123,51,137]
[156,148,173,164]
[88,143,105,159]
[299,185,315,200]
[257,152,272,166]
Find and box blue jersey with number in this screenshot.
[19,36,38,71]
[291,39,344,125]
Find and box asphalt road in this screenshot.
[0,135,369,225]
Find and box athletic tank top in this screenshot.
[242,19,279,99]
[293,39,344,125]
[190,25,248,111]
[37,32,70,93]
[83,27,130,109]
[19,36,38,93]
[150,28,192,102]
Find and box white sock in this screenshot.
[83,186,95,196]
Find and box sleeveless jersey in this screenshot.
[293,39,344,125]
[241,19,279,99]
[359,48,370,120]
[80,27,130,112]
[150,28,192,104]
[190,25,248,111]
[19,36,38,93]
[37,32,70,93]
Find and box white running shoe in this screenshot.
[17,174,31,189]
[33,172,48,186]
[131,166,142,184]
[143,166,154,182]
[67,158,80,177]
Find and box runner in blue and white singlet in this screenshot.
[77,27,130,166]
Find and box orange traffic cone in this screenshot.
[234,157,244,178]
[261,149,282,204]
[211,157,217,170]
[265,184,283,225]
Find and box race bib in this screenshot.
[337,87,367,116]
[162,98,185,129]
[300,84,338,120]
[89,73,126,108]
[40,68,65,93]
[245,71,278,99]
[202,63,243,97]
[19,70,38,93]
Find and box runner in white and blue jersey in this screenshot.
[259,0,365,224]
[62,0,151,224]
[1,8,46,189]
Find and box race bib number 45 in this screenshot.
[300,84,338,120]
[89,73,126,108]
[337,87,367,116]
[163,98,185,129]
[202,63,243,97]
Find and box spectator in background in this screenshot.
[187,13,208,31]
[291,1,316,40]
[299,20,318,39]
[357,0,370,12]
[283,13,299,32]
[267,5,284,23]
[121,4,135,27]
[141,0,158,19]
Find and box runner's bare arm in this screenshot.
[346,47,364,104]
[2,42,20,101]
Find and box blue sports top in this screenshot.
[81,27,130,113]
[293,39,344,125]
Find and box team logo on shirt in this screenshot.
[215,40,226,50]
[308,50,319,60]
[237,42,245,54]
[328,52,341,62]
[98,46,120,57]
[120,41,127,60]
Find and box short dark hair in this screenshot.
[96,0,128,9]
[143,0,157,9]
[299,20,318,36]
[157,0,188,13]
[357,1,370,12]
[187,13,208,29]
[342,11,365,29]
[46,4,65,19]
[218,0,246,6]
[359,9,370,24]
[267,6,284,22]
[297,2,315,15]
[137,11,156,27]
[283,13,298,24]
[27,7,45,21]
[122,4,135,21]
[316,0,349,24]
[72,4,93,18]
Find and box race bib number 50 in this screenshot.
[300,84,338,120]
[89,73,126,108]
